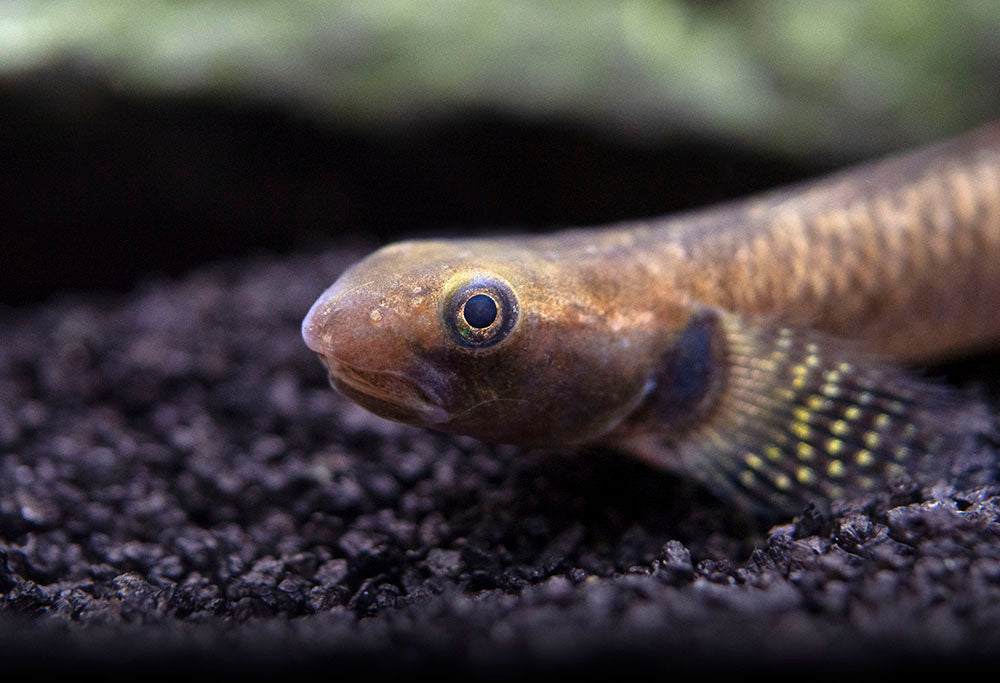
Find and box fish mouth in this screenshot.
[318,354,450,426]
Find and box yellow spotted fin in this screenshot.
[613,309,992,514]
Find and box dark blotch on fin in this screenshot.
[656,309,720,426]
[619,310,991,515]
[613,308,728,438]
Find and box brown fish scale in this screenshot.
[666,128,1000,361]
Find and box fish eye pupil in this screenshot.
[463,294,498,328]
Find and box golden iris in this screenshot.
[445,277,518,348]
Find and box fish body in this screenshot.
[303,123,1000,513]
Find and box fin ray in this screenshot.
[616,309,988,514]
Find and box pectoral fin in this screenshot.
[616,309,991,514]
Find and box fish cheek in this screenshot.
[485,327,657,445]
[549,332,662,442]
[421,318,657,445]
[407,349,516,440]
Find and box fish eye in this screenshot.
[444,277,518,348]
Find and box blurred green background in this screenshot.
[2,0,999,303]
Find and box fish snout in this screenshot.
[301,274,452,426]
[301,272,383,363]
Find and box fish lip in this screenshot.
[318,354,450,425]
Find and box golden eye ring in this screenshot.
[444,278,518,348]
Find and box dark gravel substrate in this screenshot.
[2,246,1000,674]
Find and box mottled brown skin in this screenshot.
[667,123,1000,360]
[303,123,1000,512]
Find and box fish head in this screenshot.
[302,237,686,445]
